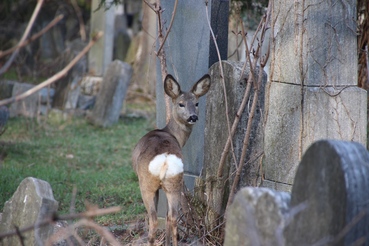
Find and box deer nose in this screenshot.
[187,115,198,124]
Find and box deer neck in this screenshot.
[163,117,193,148]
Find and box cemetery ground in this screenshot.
[0,102,156,244]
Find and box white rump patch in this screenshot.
[149,153,184,180]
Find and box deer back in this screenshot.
[132,129,183,179]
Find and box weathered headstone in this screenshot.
[224,187,290,246]
[88,0,115,76]
[90,60,132,127]
[285,140,369,245]
[0,177,58,246]
[0,106,9,134]
[156,0,229,218]
[53,40,87,110]
[113,6,131,62]
[201,60,266,227]
[9,82,38,118]
[264,0,367,191]
[80,76,102,96]
[0,80,15,100]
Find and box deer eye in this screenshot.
[179,103,185,107]
[195,103,199,107]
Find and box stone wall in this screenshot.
[263,0,367,191]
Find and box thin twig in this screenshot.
[205,0,237,169]
[156,0,178,56]
[71,0,86,41]
[0,31,103,107]
[226,2,272,209]
[365,45,369,84]
[216,12,262,178]
[226,80,260,208]
[144,0,173,123]
[0,206,120,240]
[143,0,156,12]
[0,15,64,59]
[45,218,122,246]
[216,74,252,178]
[0,0,44,75]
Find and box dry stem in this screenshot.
[143,0,178,123]
[0,15,64,59]
[0,0,45,75]
[0,32,103,107]
[226,2,272,209]
[205,0,238,169]
[0,206,121,241]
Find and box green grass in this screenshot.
[0,114,154,225]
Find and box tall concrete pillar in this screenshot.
[155,0,229,216]
[88,0,115,76]
[264,0,367,191]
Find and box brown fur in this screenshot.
[132,74,210,246]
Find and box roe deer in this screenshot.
[132,74,211,246]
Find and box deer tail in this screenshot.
[159,161,168,180]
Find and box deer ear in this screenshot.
[191,74,211,97]
[164,75,181,99]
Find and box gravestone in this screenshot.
[224,187,290,246]
[8,82,55,118]
[285,140,369,245]
[0,80,15,100]
[53,40,87,110]
[9,82,38,118]
[0,106,9,134]
[202,60,266,227]
[90,60,132,127]
[88,0,115,76]
[0,177,58,246]
[264,0,367,191]
[156,0,229,218]
[225,140,369,245]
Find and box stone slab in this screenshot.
[261,179,292,193]
[224,187,290,246]
[80,76,102,96]
[0,80,15,100]
[0,177,58,246]
[264,82,367,186]
[271,0,357,86]
[88,0,114,76]
[200,60,267,222]
[286,140,369,245]
[91,60,132,127]
[9,82,38,118]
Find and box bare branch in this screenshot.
[0,15,64,59]
[156,0,178,56]
[0,0,45,75]
[0,31,103,107]
[226,1,272,209]
[149,0,176,123]
[205,0,238,170]
[0,205,120,240]
[143,0,157,12]
[46,218,123,246]
[71,0,87,41]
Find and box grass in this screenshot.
[0,112,154,226]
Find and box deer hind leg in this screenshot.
[140,186,159,245]
[165,191,181,246]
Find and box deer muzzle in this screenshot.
[187,115,198,124]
